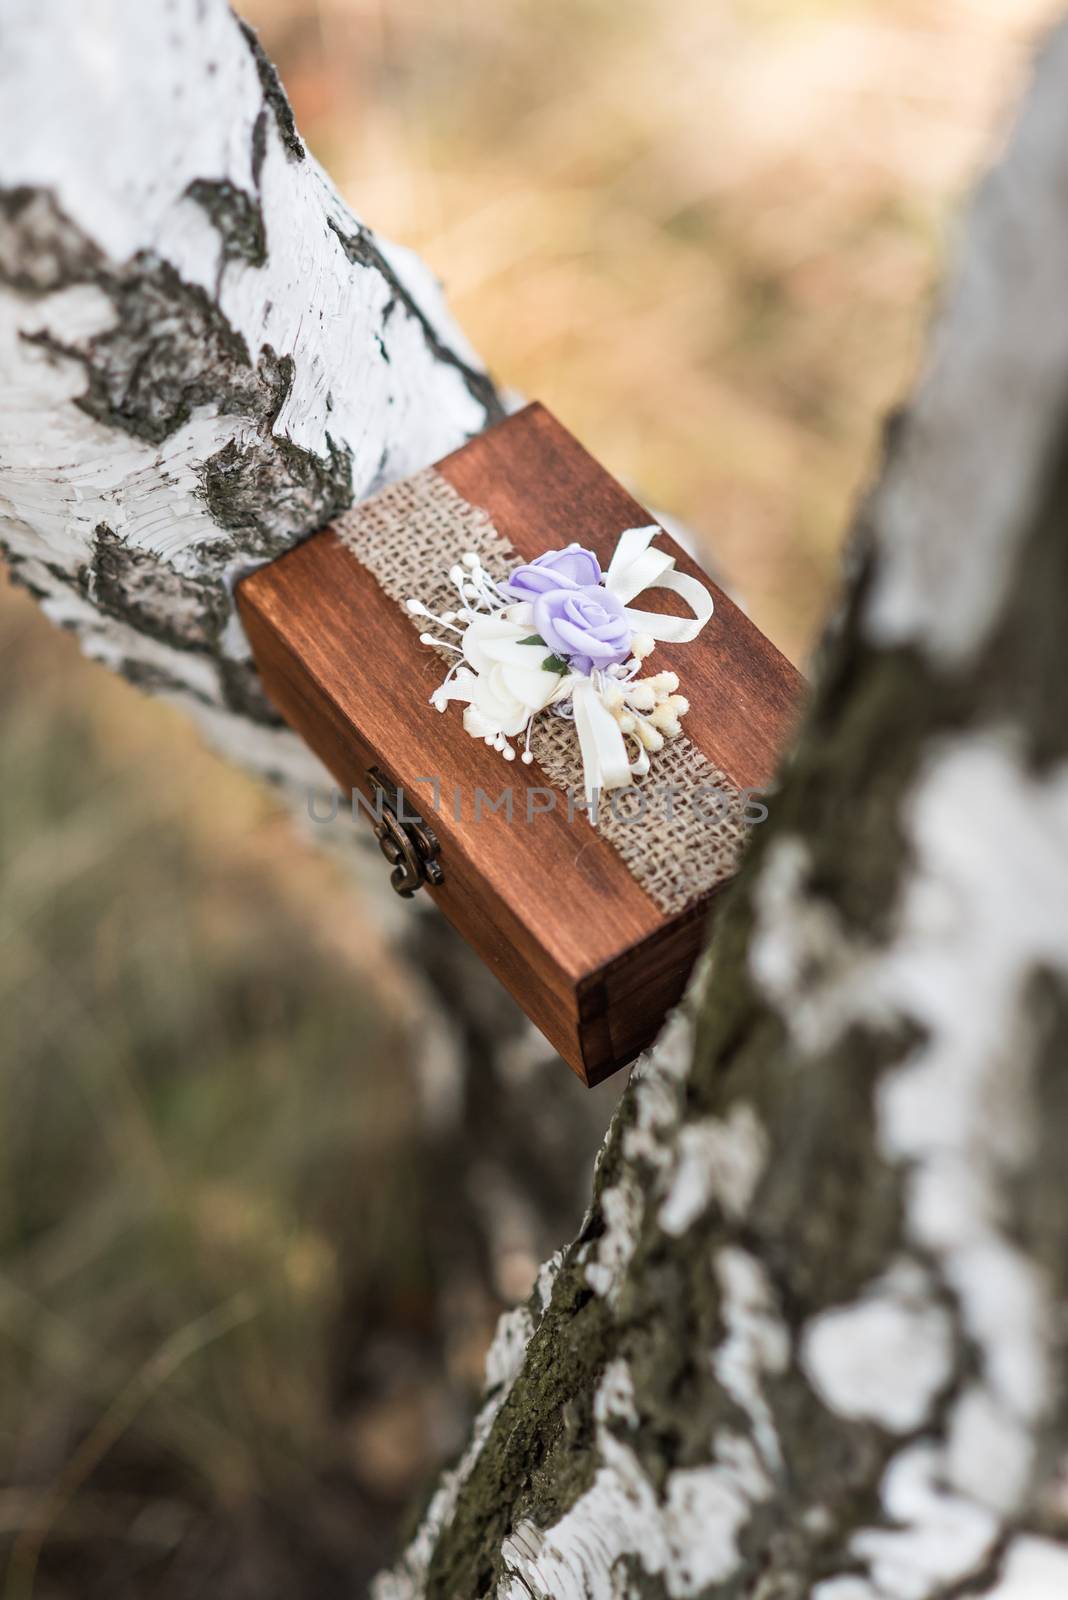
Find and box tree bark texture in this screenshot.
[374,19,1068,1600]
[0,0,503,777]
[5,5,1068,1598]
[0,0,616,1473]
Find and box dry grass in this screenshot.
[2,1,1062,1592]
[0,593,459,1596]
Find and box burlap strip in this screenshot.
[333,468,747,915]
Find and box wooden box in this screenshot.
[237,405,801,1084]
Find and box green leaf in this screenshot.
[517,633,547,646]
[542,654,570,675]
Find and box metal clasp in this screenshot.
[366,767,444,898]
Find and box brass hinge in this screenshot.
[366,767,444,898]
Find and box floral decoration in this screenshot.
[406,525,714,812]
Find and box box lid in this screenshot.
[237,405,802,1083]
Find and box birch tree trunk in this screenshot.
[374,21,1068,1600]
[5,4,1068,1598]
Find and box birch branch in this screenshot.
[0,0,606,1380]
[0,0,500,798]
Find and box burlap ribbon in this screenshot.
[333,468,748,916]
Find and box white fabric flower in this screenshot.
[434,607,573,741]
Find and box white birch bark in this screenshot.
[374,19,1068,1600]
[0,0,500,788]
[0,0,608,1384]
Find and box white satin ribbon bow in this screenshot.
[604,524,714,643]
[571,679,646,806]
[573,526,713,812]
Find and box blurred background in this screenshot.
[1,1,1060,1593]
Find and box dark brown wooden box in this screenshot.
[237,405,801,1084]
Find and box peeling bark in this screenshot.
[376,21,1068,1600]
[0,0,605,1487]
[0,0,501,761]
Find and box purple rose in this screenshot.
[533,583,631,676]
[504,542,602,600]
